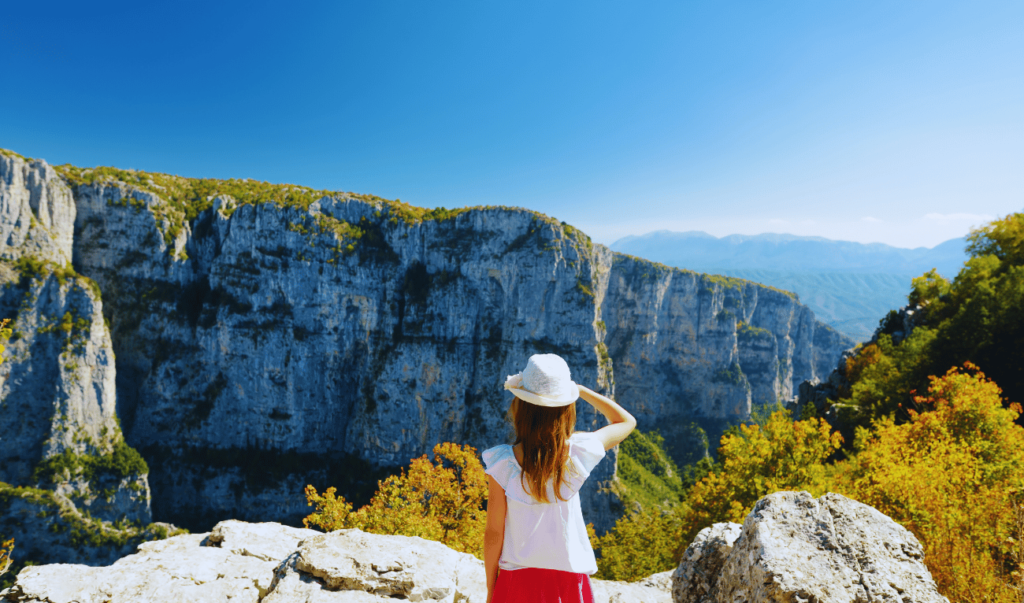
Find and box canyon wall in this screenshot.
[0,153,162,566]
[0,151,852,542]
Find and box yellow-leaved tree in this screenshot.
[679,410,843,546]
[304,442,488,558]
[589,506,681,581]
[834,363,1024,603]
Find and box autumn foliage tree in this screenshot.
[834,364,1024,603]
[0,539,11,577]
[679,410,842,544]
[590,506,681,581]
[304,442,488,558]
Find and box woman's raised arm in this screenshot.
[578,384,636,450]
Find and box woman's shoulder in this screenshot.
[569,431,602,445]
[482,444,520,494]
[567,432,606,475]
[482,444,517,472]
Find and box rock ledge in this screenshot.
[0,520,670,603]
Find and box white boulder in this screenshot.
[672,491,949,603]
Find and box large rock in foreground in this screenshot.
[672,491,948,603]
[1,520,670,603]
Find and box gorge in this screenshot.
[0,149,852,562]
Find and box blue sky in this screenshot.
[2,1,1021,248]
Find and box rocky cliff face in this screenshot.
[0,149,852,539]
[602,254,849,460]
[0,154,75,264]
[0,152,165,566]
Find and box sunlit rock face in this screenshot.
[0,154,75,264]
[602,254,848,459]
[0,154,152,565]
[672,492,949,603]
[66,171,850,534]
[0,520,673,603]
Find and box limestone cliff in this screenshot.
[602,254,849,460]
[0,152,164,566]
[0,149,852,540]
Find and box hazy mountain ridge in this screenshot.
[611,230,967,275]
[611,231,969,341]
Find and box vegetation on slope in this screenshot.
[821,212,1024,431]
[612,430,685,512]
[0,481,185,588]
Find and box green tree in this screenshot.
[590,509,681,581]
[827,212,1024,429]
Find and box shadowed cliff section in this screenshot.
[0,150,851,536]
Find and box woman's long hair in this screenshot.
[508,397,577,503]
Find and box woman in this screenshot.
[482,353,636,603]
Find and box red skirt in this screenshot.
[491,567,594,603]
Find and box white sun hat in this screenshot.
[504,354,580,407]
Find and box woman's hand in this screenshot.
[578,384,637,450]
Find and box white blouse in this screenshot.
[482,432,607,575]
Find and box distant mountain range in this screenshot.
[610,231,969,342]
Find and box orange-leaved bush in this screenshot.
[304,442,488,558]
[835,363,1024,603]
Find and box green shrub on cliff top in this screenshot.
[53,162,571,259]
[0,148,28,161]
[55,163,537,227]
[9,257,101,298]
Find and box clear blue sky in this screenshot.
[3,1,1022,248]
